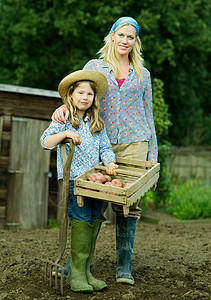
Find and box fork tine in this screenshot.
[36,258,65,295]
[60,267,64,296]
[55,266,58,289]
[49,265,52,287]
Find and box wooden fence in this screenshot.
[168,146,211,185]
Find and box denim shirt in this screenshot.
[83,59,158,162]
[40,116,116,180]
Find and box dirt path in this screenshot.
[0,212,210,300]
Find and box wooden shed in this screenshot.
[0,83,62,229]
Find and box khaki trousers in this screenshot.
[102,141,148,220]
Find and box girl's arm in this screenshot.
[99,129,117,171]
[43,130,82,148]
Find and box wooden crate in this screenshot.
[74,157,160,217]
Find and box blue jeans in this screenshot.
[68,180,103,223]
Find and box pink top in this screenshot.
[116,78,125,88]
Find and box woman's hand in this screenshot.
[106,162,118,176]
[65,130,82,145]
[52,104,69,123]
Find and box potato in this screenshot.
[95,180,103,184]
[104,174,111,182]
[87,173,98,182]
[111,179,123,187]
[96,172,106,183]
[87,172,111,183]
[104,182,113,186]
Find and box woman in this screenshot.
[52,16,158,285]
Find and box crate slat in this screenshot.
[127,173,160,206]
[95,165,143,177]
[75,179,126,195]
[74,187,127,205]
[116,157,156,168]
[125,163,160,197]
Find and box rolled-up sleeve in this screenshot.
[40,121,63,150]
[143,72,158,162]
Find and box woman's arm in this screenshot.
[51,104,69,123]
[51,59,99,124]
[43,130,82,148]
[143,72,158,162]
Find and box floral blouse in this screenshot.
[83,59,158,162]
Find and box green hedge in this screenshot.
[166,180,211,220]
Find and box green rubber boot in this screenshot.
[66,219,93,292]
[86,219,107,291]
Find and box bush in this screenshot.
[151,79,172,208]
[47,218,60,228]
[165,180,211,220]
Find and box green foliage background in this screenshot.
[166,180,211,219]
[0,0,210,146]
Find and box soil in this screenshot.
[0,211,210,300]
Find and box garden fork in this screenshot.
[37,138,75,295]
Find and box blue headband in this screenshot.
[109,17,139,36]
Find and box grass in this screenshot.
[141,179,211,220]
[47,218,60,228]
[165,180,211,220]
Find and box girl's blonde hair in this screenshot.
[63,81,104,135]
[98,24,144,83]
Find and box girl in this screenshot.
[40,69,118,293]
[52,17,158,286]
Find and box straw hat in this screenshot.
[58,70,108,100]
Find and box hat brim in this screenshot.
[58,70,108,100]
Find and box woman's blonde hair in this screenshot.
[63,81,104,135]
[98,24,144,83]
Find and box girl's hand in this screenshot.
[52,104,69,124]
[106,162,118,176]
[65,130,82,145]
